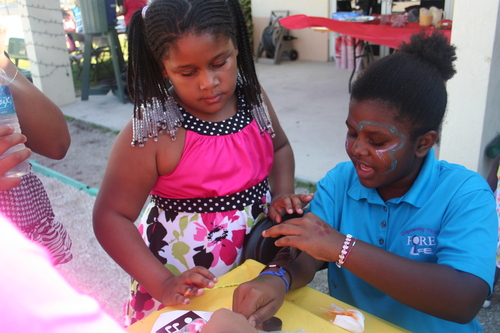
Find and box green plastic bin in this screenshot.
[79,0,117,34]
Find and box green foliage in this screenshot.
[238,0,253,49]
[295,179,317,193]
[70,37,128,96]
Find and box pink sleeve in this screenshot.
[0,214,126,333]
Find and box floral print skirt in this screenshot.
[124,185,271,325]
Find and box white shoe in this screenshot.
[483,300,491,308]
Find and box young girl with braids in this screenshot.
[233,32,498,332]
[92,0,296,325]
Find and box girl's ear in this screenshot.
[161,68,169,79]
[415,130,438,158]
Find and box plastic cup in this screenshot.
[419,14,433,27]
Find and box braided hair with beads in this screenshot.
[127,0,273,146]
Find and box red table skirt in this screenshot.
[279,15,451,50]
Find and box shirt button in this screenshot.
[379,238,384,245]
[381,221,387,228]
[383,206,387,211]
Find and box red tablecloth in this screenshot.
[279,15,451,50]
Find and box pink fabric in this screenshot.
[0,214,125,333]
[151,120,274,199]
[122,0,147,26]
[279,15,451,50]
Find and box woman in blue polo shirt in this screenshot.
[233,31,497,333]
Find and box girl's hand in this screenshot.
[159,266,218,306]
[233,273,287,328]
[0,125,31,190]
[262,212,342,262]
[269,193,314,222]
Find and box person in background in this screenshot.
[62,9,77,52]
[233,31,497,332]
[483,155,500,308]
[93,0,296,326]
[0,52,72,265]
[117,0,148,28]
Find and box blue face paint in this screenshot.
[349,119,407,174]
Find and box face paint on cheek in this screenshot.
[377,128,407,174]
[345,117,359,153]
[376,143,399,173]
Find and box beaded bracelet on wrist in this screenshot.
[336,234,357,268]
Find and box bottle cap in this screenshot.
[262,316,282,332]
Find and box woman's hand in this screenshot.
[263,212,342,262]
[159,266,218,306]
[232,273,287,328]
[0,125,31,190]
[269,193,314,222]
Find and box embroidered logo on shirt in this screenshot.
[402,228,438,256]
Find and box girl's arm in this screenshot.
[0,53,70,159]
[265,212,491,324]
[93,123,216,306]
[342,238,489,323]
[93,122,170,298]
[261,88,295,197]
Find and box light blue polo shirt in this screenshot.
[307,150,497,333]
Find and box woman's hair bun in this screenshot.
[399,31,457,81]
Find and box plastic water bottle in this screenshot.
[0,83,31,177]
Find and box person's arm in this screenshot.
[265,209,492,324]
[0,216,126,332]
[232,249,323,327]
[0,53,70,159]
[93,122,216,307]
[486,156,500,192]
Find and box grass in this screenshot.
[71,57,116,94]
[295,178,317,193]
[71,36,129,96]
[64,115,121,135]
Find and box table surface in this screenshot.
[279,14,452,49]
[126,259,409,333]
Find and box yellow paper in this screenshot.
[126,260,409,333]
